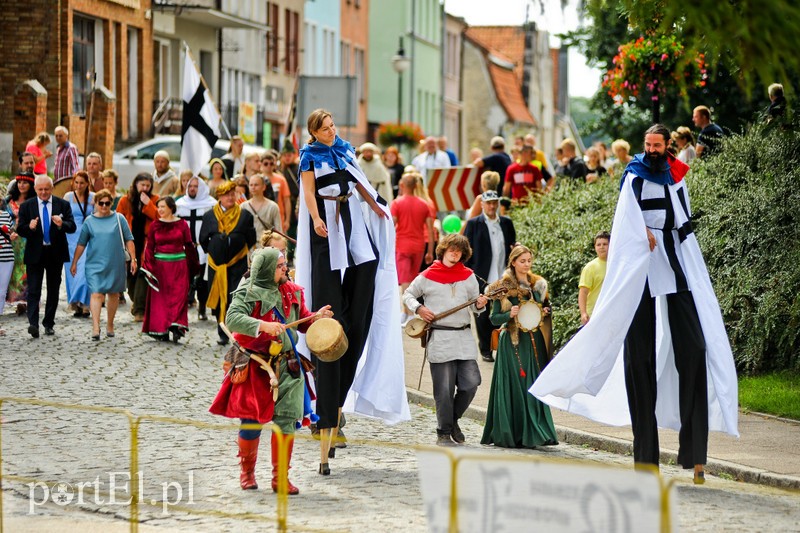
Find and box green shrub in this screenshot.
[511,120,800,374]
[689,121,800,373]
[510,178,617,350]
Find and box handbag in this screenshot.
[116,214,132,262]
[490,328,501,351]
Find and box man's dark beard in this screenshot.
[645,151,668,170]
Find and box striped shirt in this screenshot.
[54,141,80,183]
[0,209,15,262]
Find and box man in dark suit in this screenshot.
[16,175,76,337]
[463,190,516,362]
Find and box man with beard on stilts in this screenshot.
[531,124,739,485]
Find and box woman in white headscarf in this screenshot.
[176,176,218,320]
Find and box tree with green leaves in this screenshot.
[564,0,799,145]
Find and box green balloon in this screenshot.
[442,214,462,234]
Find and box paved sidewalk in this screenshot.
[402,333,800,490]
[1,293,799,531]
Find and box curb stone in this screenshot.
[405,388,800,491]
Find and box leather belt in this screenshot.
[316,192,353,225]
[429,324,471,331]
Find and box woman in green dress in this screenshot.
[481,245,558,448]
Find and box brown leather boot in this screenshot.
[271,433,300,495]
[237,436,259,490]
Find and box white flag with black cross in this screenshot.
[180,48,221,176]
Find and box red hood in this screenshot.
[669,153,689,183]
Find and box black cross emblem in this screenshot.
[181,85,219,149]
[181,208,205,244]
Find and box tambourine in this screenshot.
[516,301,543,332]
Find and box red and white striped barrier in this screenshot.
[427,166,481,213]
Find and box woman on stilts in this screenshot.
[296,108,410,476]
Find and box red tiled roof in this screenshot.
[465,26,535,125]
[487,61,536,125]
[464,26,526,81]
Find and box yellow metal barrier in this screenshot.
[0,396,676,533]
[0,397,293,533]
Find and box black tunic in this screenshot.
[199,208,257,312]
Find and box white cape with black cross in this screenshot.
[530,172,739,437]
[295,153,411,425]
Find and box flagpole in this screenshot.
[183,41,232,140]
[285,69,300,138]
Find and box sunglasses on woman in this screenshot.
[97,201,112,207]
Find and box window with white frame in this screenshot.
[154,39,171,101]
[340,41,351,76]
[328,30,336,75]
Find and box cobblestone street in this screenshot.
[1,298,799,531]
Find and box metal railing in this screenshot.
[0,396,676,532]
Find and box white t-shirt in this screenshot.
[484,214,505,283]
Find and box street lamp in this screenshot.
[391,37,411,124]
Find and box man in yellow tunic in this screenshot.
[200,181,257,345]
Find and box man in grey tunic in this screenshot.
[403,234,488,446]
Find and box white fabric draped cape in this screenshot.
[295,152,411,425]
[530,172,739,437]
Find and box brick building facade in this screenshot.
[0,0,153,172]
[340,0,369,146]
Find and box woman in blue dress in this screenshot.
[70,189,137,340]
[63,171,94,317]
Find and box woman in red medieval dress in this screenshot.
[142,196,199,342]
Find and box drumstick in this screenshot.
[283,306,331,329]
[283,314,316,329]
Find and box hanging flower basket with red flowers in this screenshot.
[377,122,425,147]
[603,34,707,108]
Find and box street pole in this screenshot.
[397,71,403,124]
[392,36,411,125]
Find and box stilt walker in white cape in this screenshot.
[530,124,738,484]
[295,109,410,477]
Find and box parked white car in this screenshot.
[112,135,263,189]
